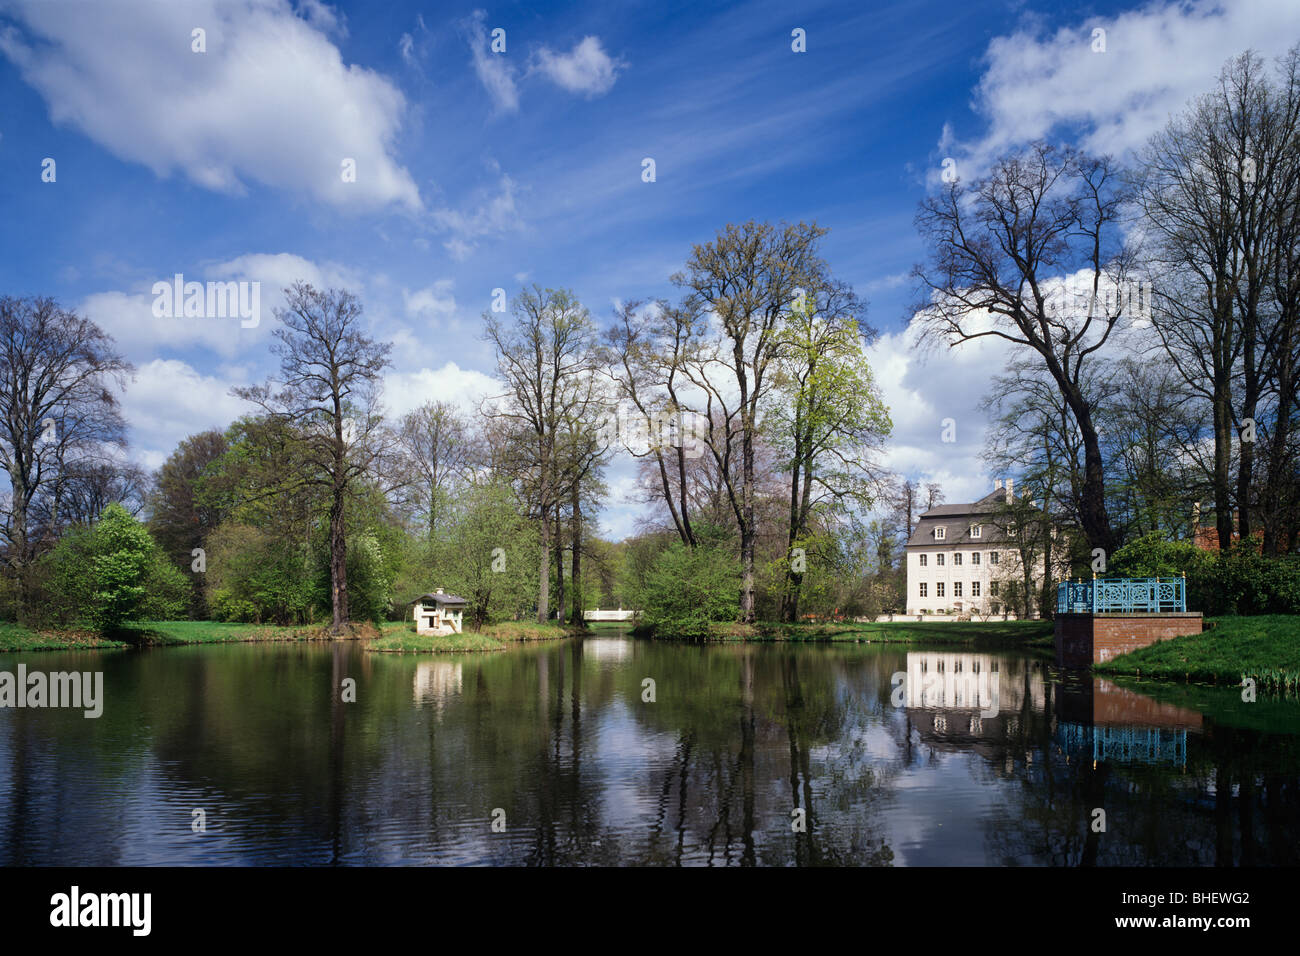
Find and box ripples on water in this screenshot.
[1,633,1298,865]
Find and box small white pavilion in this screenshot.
[410,589,469,635]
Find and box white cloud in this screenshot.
[383,362,502,419]
[431,173,523,260]
[403,280,457,319]
[80,252,359,361]
[943,0,1300,181]
[120,359,254,469]
[865,314,1020,506]
[461,9,519,112]
[531,36,624,97]
[0,0,419,209]
[209,252,361,295]
[295,0,344,36]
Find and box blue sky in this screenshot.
[2,0,1297,538]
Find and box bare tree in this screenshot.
[0,296,132,622]
[232,282,395,634]
[483,286,602,624]
[924,482,945,512]
[1137,47,1300,548]
[914,142,1133,556]
[399,400,470,536]
[604,300,702,548]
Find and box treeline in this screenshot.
[0,222,894,634]
[2,46,1298,635]
[916,47,1300,616]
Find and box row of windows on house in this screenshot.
[917,551,1001,567]
[917,581,1000,598]
[931,525,986,541]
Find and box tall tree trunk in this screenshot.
[570,485,584,629]
[10,472,29,625]
[1261,329,1296,554]
[537,506,550,625]
[1213,382,1235,550]
[781,450,802,624]
[553,501,565,625]
[328,488,348,633]
[1065,392,1117,557]
[740,430,756,623]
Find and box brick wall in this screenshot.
[1054,613,1204,667]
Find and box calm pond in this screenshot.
[2,629,1298,865]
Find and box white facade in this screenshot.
[903,480,1064,618]
[905,540,1026,616]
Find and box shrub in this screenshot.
[1110,532,1210,579]
[1111,532,1300,615]
[639,539,740,639]
[139,553,192,620]
[38,503,167,631]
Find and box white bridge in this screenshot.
[583,607,637,622]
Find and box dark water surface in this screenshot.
[2,630,1298,865]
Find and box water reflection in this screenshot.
[0,633,1297,866]
[413,661,462,714]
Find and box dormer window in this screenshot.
[970,525,982,538]
[934,527,946,541]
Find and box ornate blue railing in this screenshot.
[1055,723,1188,766]
[1056,577,1185,614]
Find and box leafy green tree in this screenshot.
[39,503,177,632]
[638,536,740,639]
[769,286,891,620]
[434,481,538,629]
[232,282,397,634]
[204,521,315,624]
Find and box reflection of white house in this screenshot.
[903,651,1047,713]
[410,589,468,635]
[903,480,1066,617]
[414,661,463,711]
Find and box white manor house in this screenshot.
[904,480,1066,618]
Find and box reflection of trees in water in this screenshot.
[7,638,1300,865]
[629,647,896,866]
[980,715,1300,866]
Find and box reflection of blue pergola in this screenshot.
[1056,577,1186,614]
[1056,722,1188,766]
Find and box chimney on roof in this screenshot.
[1005,478,1013,504]
[994,478,1003,491]
[435,588,444,594]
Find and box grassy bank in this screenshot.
[0,622,132,652]
[641,618,1054,646]
[1095,615,1300,689]
[366,619,582,653]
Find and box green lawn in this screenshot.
[683,618,1055,645]
[126,620,323,645]
[0,621,132,652]
[1095,615,1300,689]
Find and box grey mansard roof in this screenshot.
[904,489,1030,549]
